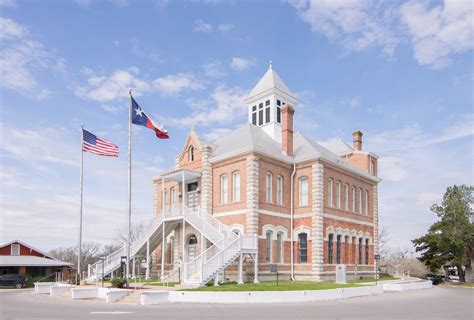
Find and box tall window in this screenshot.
[352,186,356,212]
[276,99,281,123]
[251,105,257,125]
[365,239,369,265]
[358,188,363,214]
[364,190,369,215]
[170,187,176,204]
[265,172,273,203]
[370,159,376,175]
[276,176,283,205]
[188,145,194,162]
[328,234,334,264]
[336,181,341,209]
[258,103,263,126]
[328,178,334,207]
[265,100,271,123]
[220,174,228,204]
[163,189,167,206]
[358,238,363,264]
[298,233,308,263]
[276,232,283,263]
[232,171,240,202]
[299,176,308,206]
[336,235,342,264]
[266,231,273,263]
[344,184,349,211]
[11,244,19,256]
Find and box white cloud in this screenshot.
[400,0,474,68]
[172,85,247,127]
[74,0,91,7]
[290,0,399,56]
[230,57,254,71]
[194,19,213,33]
[0,0,16,6]
[74,67,151,102]
[153,73,203,96]
[202,128,233,142]
[203,61,226,78]
[0,18,62,97]
[100,104,123,114]
[109,0,129,7]
[218,23,234,32]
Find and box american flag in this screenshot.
[82,129,119,157]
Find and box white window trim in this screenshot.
[344,184,349,211]
[276,175,283,205]
[266,172,273,203]
[336,181,341,209]
[11,244,20,256]
[276,232,283,263]
[220,174,228,204]
[299,176,309,206]
[364,190,369,215]
[358,188,363,214]
[328,178,334,207]
[352,186,356,213]
[232,171,240,203]
[266,231,273,263]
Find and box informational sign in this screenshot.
[374,254,381,260]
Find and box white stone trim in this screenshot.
[261,224,289,241]
[311,163,324,280]
[323,213,375,227]
[228,224,244,234]
[325,227,372,243]
[246,155,259,235]
[213,209,248,218]
[294,226,311,238]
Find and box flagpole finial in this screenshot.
[129,88,132,95]
[269,60,273,69]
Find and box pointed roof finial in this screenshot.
[190,124,196,132]
[269,60,273,70]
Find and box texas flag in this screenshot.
[130,96,169,139]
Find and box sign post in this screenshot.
[374,254,381,286]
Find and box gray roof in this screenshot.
[246,66,297,101]
[0,255,73,267]
[319,139,355,156]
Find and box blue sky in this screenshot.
[0,0,472,253]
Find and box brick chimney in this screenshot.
[281,105,295,156]
[352,130,363,151]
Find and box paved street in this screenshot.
[0,287,472,320]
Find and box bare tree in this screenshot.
[48,241,101,272]
[378,226,389,259]
[114,221,146,245]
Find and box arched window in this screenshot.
[266,231,273,263]
[336,235,342,264]
[265,172,273,203]
[276,175,283,205]
[232,171,240,202]
[365,239,369,265]
[358,238,363,264]
[344,184,349,211]
[170,187,176,204]
[299,176,308,206]
[220,174,228,204]
[328,234,334,264]
[276,232,283,263]
[336,181,341,209]
[188,145,194,162]
[298,233,308,263]
[358,188,363,214]
[188,234,198,245]
[328,178,334,207]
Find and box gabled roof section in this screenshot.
[246,63,297,101]
[209,123,293,163]
[0,240,54,259]
[319,139,355,157]
[0,255,73,267]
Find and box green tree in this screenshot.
[412,185,474,282]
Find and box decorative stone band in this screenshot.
[311,163,324,280]
[200,145,213,214]
[373,184,379,273]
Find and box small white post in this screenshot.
[214,273,219,286]
[182,220,186,279]
[161,221,166,280]
[238,254,244,284]
[146,238,150,280]
[253,254,259,283]
[132,257,136,279]
[87,264,91,278]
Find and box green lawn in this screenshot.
[183,280,359,292]
[350,277,400,284]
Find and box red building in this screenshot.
[0,240,72,280]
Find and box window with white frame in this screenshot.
[11,244,20,256]
[365,239,369,264]
[170,187,177,204]
[188,145,194,162]
[276,232,283,263]
[265,100,271,124]
[370,159,376,175]
[364,190,369,215]
[344,184,349,211]
[336,235,342,264]
[336,181,341,209]
[328,234,334,264]
[163,189,167,206]
[265,172,273,203]
[298,233,308,263]
[352,186,356,212]
[232,171,240,202]
[328,178,334,207]
[358,188,363,214]
[299,176,308,206]
[220,174,228,204]
[258,103,264,126]
[276,175,283,205]
[266,231,273,263]
[251,105,257,125]
[276,99,282,123]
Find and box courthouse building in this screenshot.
[150,63,381,283]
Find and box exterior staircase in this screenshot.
[86,204,257,286]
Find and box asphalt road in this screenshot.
[0,286,472,320]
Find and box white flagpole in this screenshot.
[78,123,84,282]
[126,89,132,285]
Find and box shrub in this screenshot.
[111,277,126,288]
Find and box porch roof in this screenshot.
[154,168,201,182]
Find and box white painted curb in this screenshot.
[34,282,56,294]
[49,284,73,297]
[383,280,432,291]
[71,287,131,303]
